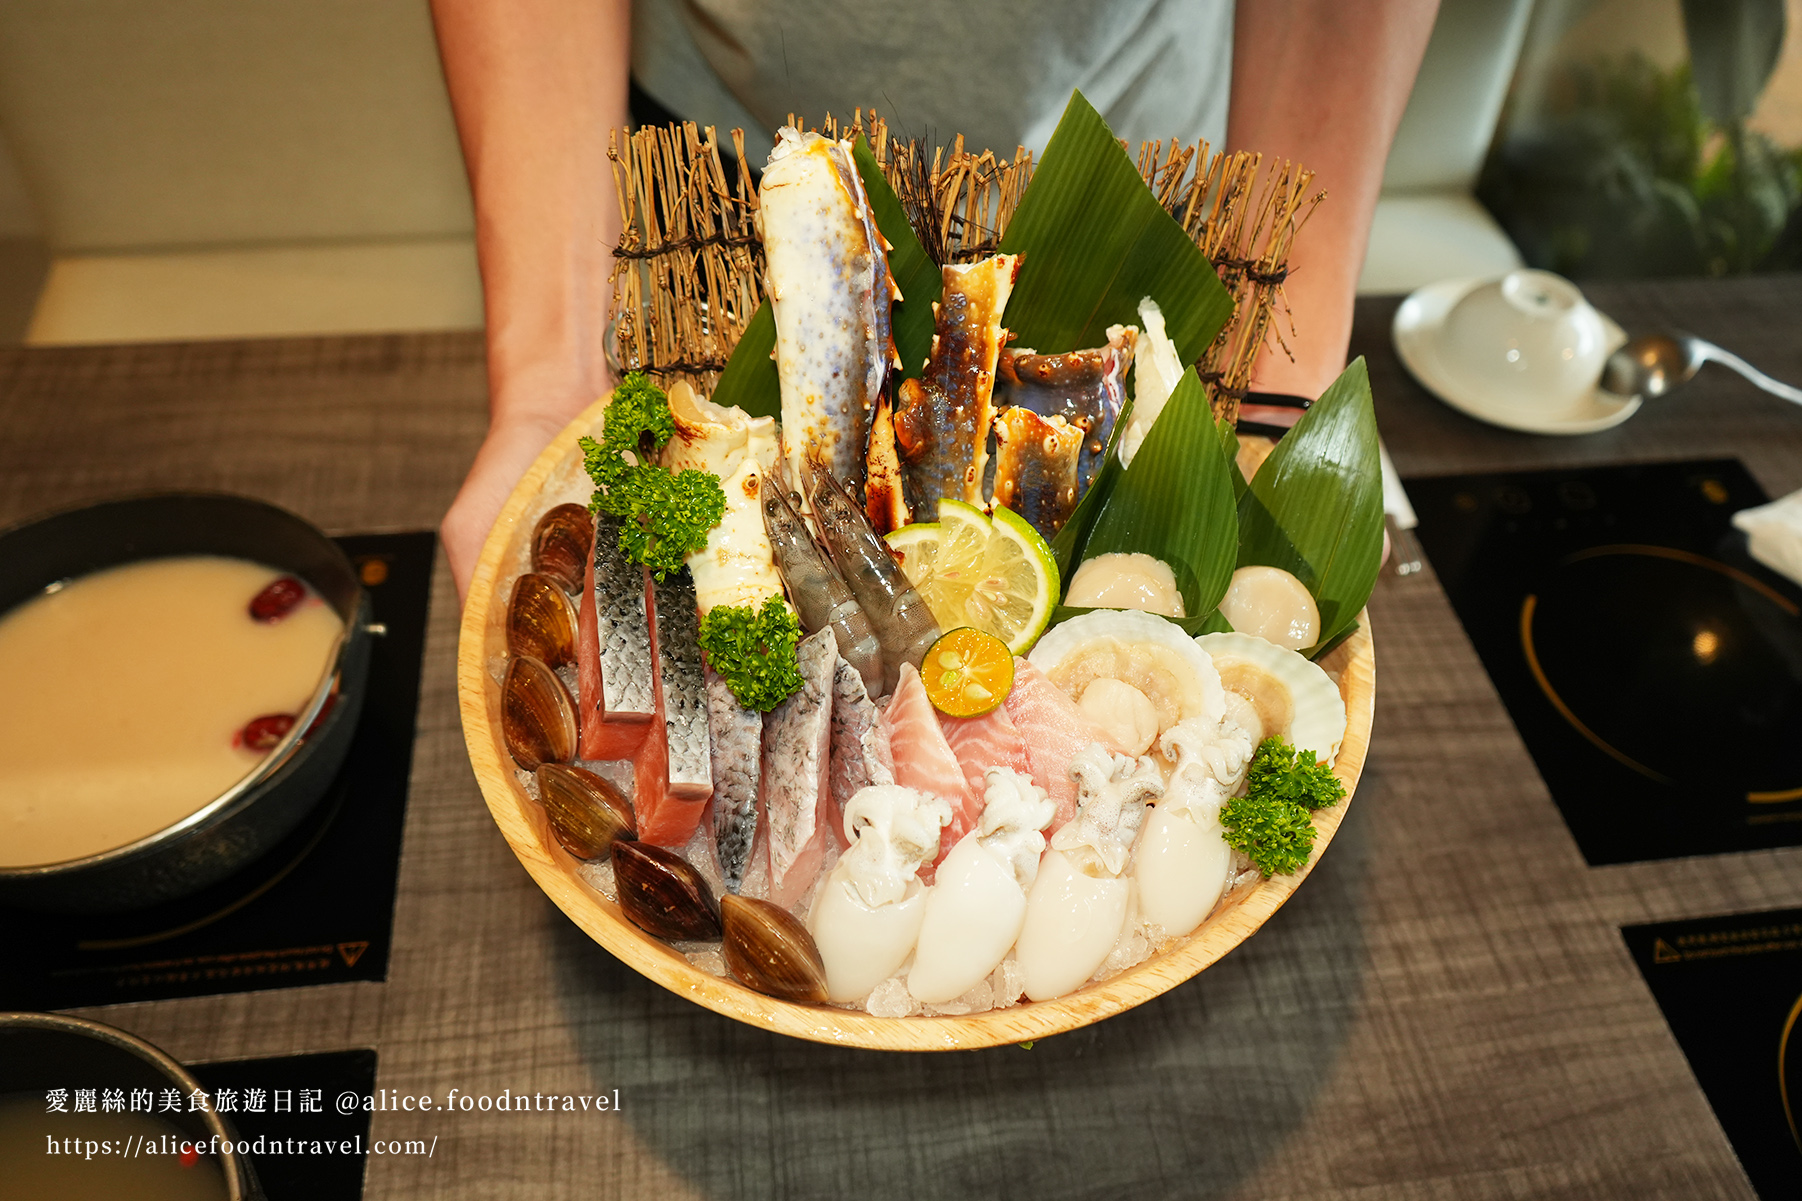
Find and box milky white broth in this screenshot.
[0,556,343,868]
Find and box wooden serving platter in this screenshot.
[457,396,1375,1051]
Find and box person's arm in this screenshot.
[1228,0,1439,402]
[430,0,631,598]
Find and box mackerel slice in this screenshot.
[634,567,714,846]
[829,654,893,826]
[576,514,655,760]
[706,667,762,893]
[759,626,837,910]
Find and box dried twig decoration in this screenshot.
[607,122,762,391]
[610,111,1321,421]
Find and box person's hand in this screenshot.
[442,406,587,601]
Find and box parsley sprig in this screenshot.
[579,373,724,579]
[1220,737,1345,878]
[697,598,805,711]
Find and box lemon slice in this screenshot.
[972,506,1060,652]
[886,502,1060,654]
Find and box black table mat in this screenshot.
[0,532,432,1008]
[1624,909,1802,1199]
[1408,459,1802,865]
[194,1048,377,1199]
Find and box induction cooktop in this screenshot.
[1624,908,1802,1199]
[1407,460,1802,865]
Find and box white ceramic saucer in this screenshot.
[1393,277,1638,436]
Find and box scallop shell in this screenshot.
[1195,631,1346,765]
[1027,609,1224,731]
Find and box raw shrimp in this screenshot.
[805,459,941,695]
[762,464,885,697]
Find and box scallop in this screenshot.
[1065,553,1186,617]
[1195,631,1346,765]
[808,862,928,1003]
[1218,565,1319,651]
[1028,609,1224,736]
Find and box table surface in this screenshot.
[3,275,1799,1200]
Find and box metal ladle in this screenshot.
[1601,333,1802,406]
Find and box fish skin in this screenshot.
[991,407,1083,541]
[760,627,838,909]
[882,662,979,883]
[761,128,896,495]
[938,703,1034,804]
[996,324,1137,493]
[635,568,713,846]
[830,655,894,825]
[576,515,653,760]
[1002,658,1128,833]
[706,667,762,893]
[891,256,1019,513]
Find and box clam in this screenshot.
[612,841,721,941]
[531,503,594,593]
[721,894,829,1003]
[501,654,578,770]
[535,763,635,857]
[506,571,578,666]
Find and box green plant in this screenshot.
[1479,30,1802,278]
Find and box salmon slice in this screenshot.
[633,568,713,847]
[1003,659,1127,833]
[575,515,654,760]
[882,662,978,883]
[939,703,1034,803]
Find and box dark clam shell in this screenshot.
[535,763,635,858]
[612,841,721,942]
[532,503,594,594]
[721,894,828,1003]
[506,571,578,666]
[501,655,578,771]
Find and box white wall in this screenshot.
[0,0,472,254]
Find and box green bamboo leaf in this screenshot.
[710,301,778,418]
[998,91,1233,362]
[1048,604,1231,638]
[1075,369,1238,620]
[1049,393,1132,579]
[851,138,940,382]
[711,137,939,419]
[1237,357,1383,654]
[1216,415,1249,500]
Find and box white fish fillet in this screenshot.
[760,626,837,909]
[830,655,894,820]
[706,668,762,893]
